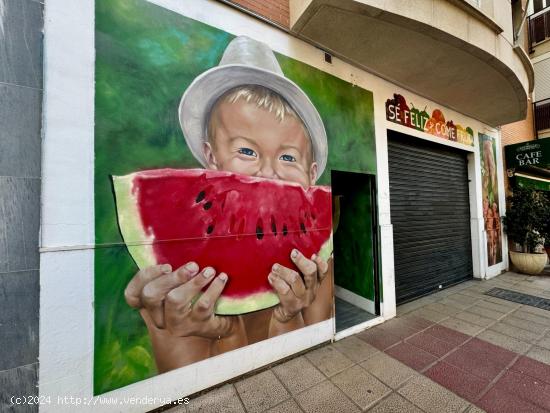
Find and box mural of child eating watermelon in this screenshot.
[115,36,334,372]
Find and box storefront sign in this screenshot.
[505,138,550,170]
[386,93,474,146]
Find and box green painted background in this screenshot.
[94,0,376,394]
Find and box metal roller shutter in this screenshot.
[388,131,473,304]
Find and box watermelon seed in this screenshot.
[203,201,213,210]
[196,191,206,203]
[282,224,288,236]
[206,224,214,234]
[256,226,264,240]
[300,222,307,234]
[271,216,277,236]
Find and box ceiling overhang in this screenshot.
[291,0,530,127]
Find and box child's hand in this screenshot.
[124,263,234,339]
[268,249,330,323]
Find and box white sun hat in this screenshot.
[178,35,328,177]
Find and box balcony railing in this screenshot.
[528,7,550,52]
[534,98,550,137]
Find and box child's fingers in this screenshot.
[164,267,216,314]
[268,273,291,296]
[124,264,172,308]
[290,249,317,290]
[141,262,200,328]
[312,255,329,281]
[271,264,305,298]
[195,273,228,315]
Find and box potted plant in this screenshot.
[502,187,549,275]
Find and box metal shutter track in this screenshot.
[388,133,473,304]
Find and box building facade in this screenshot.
[0,0,534,411]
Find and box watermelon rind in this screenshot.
[318,233,333,262]
[214,290,280,315]
[112,173,157,269]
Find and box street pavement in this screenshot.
[166,270,550,413]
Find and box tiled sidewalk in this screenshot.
[166,271,550,413]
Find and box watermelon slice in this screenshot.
[112,169,333,315]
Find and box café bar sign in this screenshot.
[505,138,549,170]
[386,93,474,146]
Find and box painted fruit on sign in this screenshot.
[112,169,333,315]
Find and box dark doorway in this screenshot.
[331,170,380,332]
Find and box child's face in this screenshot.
[203,99,318,189]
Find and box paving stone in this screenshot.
[459,338,517,367]
[331,365,391,410]
[423,302,462,316]
[356,328,403,351]
[492,370,550,411]
[187,384,244,413]
[376,320,419,341]
[454,311,495,327]
[442,347,505,381]
[446,293,482,306]
[294,380,360,413]
[489,321,543,343]
[397,374,469,413]
[265,399,303,413]
[304,345,354,377]
[500,315,549,334]
[405,331,456,357]
[234,370,289,413]
[424,324,471,346]
[396,315,434,331]
[510,309,550,325]
[425,361,490,403]
[508,284,545,296]
[476,299,517,314]
[477,384,547,413]
[384,342,438,371]
[439,317,485,336]
[272,356,325,395]
[367,393,423,413]
[465,405,487,413]
[482,296,522,310]
[526,346,550,365]
[466,304,507,320]
[459,288,489,299]
[331,336,379,363]
[436,296,476,311]
[397,296,438,315]
[476,329,532,354]
[511,355,550,384]
[404,308,449,323]
[537,336,550,351]
[519,305,550,319]
[360,352,418,389]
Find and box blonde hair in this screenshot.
[207,85,312,156]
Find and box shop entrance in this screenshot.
[388,130,473,304]
[331,170,380,332]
